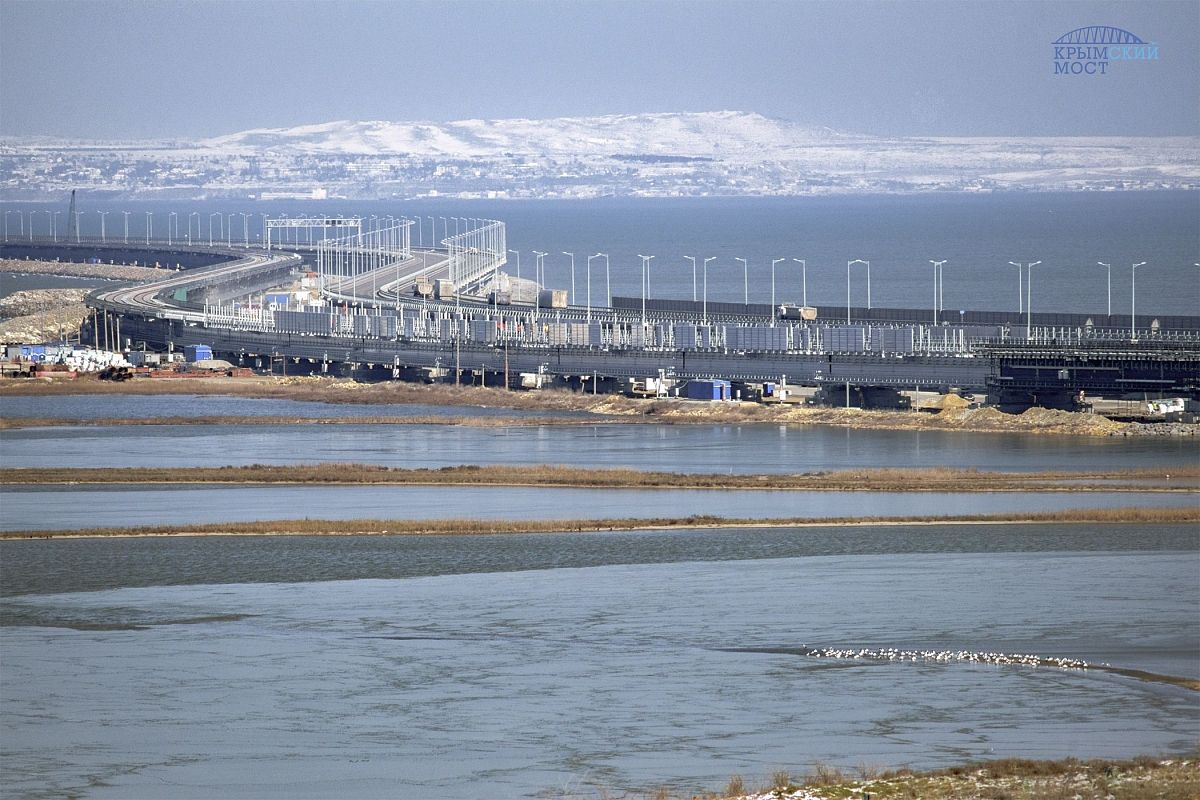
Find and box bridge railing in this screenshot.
[316,221,412,286]
[444,219,506,288]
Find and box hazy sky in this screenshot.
[2,0,1197,139]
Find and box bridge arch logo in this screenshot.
[1052,26,1159,75]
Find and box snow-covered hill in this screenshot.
[4,111,1198,200]
[201,111,851,158]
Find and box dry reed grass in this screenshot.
[698,755,1198,799]
[2,463,1195,492]
[3,506,1196,540]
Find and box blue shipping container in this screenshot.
[686,379,731,401]
[184,345,213,363]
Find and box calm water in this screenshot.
[4,484,1194,532]
[1,526,1197,799]
[4,193,1198,314]
[0,394,592,421]
[2,416,1195,473]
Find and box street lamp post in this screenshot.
[122,211,130,244]
[792,258,807,308]
[98,211,109,243]
[638,254,654,326]
[1008,261,1025,313]
[562,252,575,305]
[52,211,61,242]
[1131,261,1146,339]
[1097,262,1111,318]
[735,257,748,305]
[508,250,523,299]
[1008,261,1040,327]
[597,252,610,306]
[770,258,784,311]
[238,213,250,247]
[168,212,178,246]
[532,250,547,325]
[929,260,947,325]
[703,257,716,323]
[847,260,869,323]
[685,256,698,302]
[145,212,153,245]
[1024,260,1042,340]
[209,213,221,246]
[586,254,602,322]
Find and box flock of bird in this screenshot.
[803,646,1098,671]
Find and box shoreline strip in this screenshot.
[3,507,1197,540]
[3,464,1196,493]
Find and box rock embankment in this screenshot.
[1,258,170,282]
[0,289,90,343]
[0,289,90,319]
[1119,421,1199,437]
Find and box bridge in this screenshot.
[5,231,1197,409]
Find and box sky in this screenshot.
[1,0,1197,140]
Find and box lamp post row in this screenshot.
[0,209,1165,330]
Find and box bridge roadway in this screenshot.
[93,248,302,319]
[80,242,1200,400]
[323,249,450,305]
